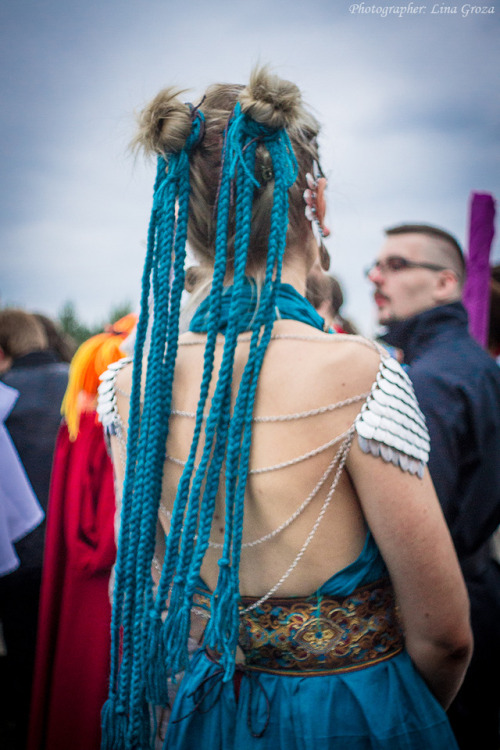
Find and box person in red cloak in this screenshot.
[27,314,136,750]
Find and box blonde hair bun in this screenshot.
[239,67,303,131]
[133,88,192,156]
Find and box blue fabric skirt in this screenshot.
[164,648,457,749]
[164,534,458,749]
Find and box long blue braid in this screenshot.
[145,113,236,696]
[102,100,298,749]
[101,110,205,750]
[151,104,298,689]
[203,128,296,676]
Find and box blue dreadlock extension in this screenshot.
[177,132,259,668]
[147,113,236,687]
[204,121,298,677]
[101,156,165,749]
[103,89,299,749]
[217,134,297,675]
[154,102,298,684]
[155,110,256,681]
[101,108,204,750]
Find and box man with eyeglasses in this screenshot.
[367,223,500,750]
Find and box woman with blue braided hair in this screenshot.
[98,68,471,749]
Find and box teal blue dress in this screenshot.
[164,533,458,749]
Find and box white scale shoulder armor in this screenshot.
[96,357,132,442]
[355,355,430,477]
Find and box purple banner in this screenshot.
[463,192,496,348]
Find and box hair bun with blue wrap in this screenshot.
[132,87,192,156]
[239,67,303,130]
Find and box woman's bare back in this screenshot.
[149,320,383,597]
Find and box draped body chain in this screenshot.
[98,332,430,612]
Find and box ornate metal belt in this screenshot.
[238,577,404,675]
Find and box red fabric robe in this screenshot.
[27,412,116,750]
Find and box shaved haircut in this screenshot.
[385,224,466,287]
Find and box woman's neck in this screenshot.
[223,238,315,297]
[278,247,312,297]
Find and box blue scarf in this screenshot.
[189,279,327,334]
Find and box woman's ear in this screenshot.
[315,177,330,238]
[304,174,330,239]
[303,169,331,270]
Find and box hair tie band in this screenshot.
[187,100,206,148]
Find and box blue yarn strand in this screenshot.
[204,123,294,677]
[103,111,204,749]
[157,122,240,677]
[103,100,301,746]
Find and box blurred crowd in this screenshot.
[0,308,136,750]
[0,249,499,750]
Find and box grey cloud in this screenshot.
[1,0,498,334]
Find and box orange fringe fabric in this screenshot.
[61,314,137,440]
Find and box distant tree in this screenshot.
[58,300,133,347]
[107,301,134,327]
[57,302,97,347]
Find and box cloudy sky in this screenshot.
[1,0,499,335]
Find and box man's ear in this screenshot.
[433,269,461,304]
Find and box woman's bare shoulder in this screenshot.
[315,334,385,398]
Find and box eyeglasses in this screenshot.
[364,256,448,278]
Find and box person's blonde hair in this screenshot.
[133,66,322,273]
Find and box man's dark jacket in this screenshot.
[383,301,500,568]
[383,301,500,746]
